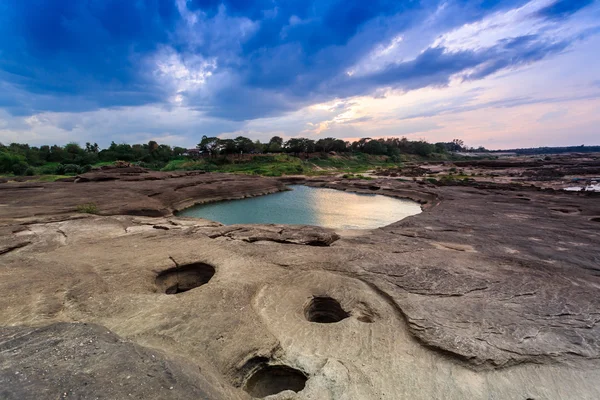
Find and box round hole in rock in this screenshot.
[304,296,349,323]
[155,262,215,294]
[244,365,307,398]
[590,217,600,222]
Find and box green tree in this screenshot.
[219,139,237,155]
[412,141,436,157]
[85,142,99,153]
[284,138,315,157]
[363,139,388,155]
[234,136,254,154]
[266,136,284,153]
[173,147,187,157]
[148,140,159,152]
[0,150,28,174]
[315,137,347,152]
[351,138,371,152]
[253,140,265,153]
[197,136,222,157]
[153,144,173,162]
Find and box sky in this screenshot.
[0,0,599,150]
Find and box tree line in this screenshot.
[196,136,469,157]
[1,136,470,175]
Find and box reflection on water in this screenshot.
[564,184,600,192]
[178,185,422,229]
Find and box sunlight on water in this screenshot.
[178,185,422,229]
[564,184,600,192]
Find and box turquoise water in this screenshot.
[178,185,422,229]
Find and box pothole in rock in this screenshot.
[304,296,349,323]
[155,262,215,294]
[550,207,579,214]
[590,217,600,222]
[244,365,308,398]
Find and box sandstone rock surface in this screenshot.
[0,169,286,221]
[1,170,599,399]
[0,322,231,400]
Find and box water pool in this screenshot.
[178,185,422,229]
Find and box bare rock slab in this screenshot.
[0,323,231,400]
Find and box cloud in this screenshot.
[2,0,592,121]
[537,109,568,122]
[0,104,242,147]
[0,0,180,114]
[180,0,597,120]
[397,92,600,121]
[323,33,572,101]
[535,0,595,20]
[0,0,599,149]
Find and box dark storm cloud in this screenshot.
[0,0,594,120]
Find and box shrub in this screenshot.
[212,157,231,166]
[55,163,87,175]
[342,173,373,180]
[76,203,99,214]
[0,152,27,174]
[138,161,166,170]
[39,164,60,174]
[25,167,35,176]
[63,164,82,174]
[11,162,29,175]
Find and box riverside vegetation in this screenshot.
[0,137,477,179]
[4,135,599,179]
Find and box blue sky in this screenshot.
[0,0,599,149]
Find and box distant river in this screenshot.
[178,185,422,229]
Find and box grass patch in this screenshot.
[307,153,397,173]
[162,153,401,177]
[163,155,307,176]
[0,174,71,182]
[342,173,373,180]
[35,175,72,182]
[76,203,99,214]
[92,161,117,167]
[20,154,405,179]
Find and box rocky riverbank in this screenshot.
[1,169,599,399]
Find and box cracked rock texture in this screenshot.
[1,170,600,399]
[0,323,232,400]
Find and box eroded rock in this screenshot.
[206,224,340,246]
[0,323,233,400]
[1,174,600,399]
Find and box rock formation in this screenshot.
[1,170,599,399]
